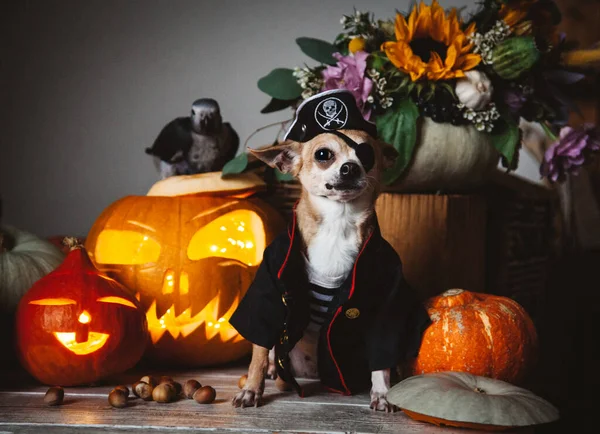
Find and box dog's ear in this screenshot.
[379,141,399,170]
[250,141,302,174]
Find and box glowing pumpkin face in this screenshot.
[15,247,148,386]
[85,195,284,366]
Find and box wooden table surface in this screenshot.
[0,364,541,433]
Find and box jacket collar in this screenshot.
[277,203,382,299]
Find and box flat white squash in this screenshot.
[388,371,559,430]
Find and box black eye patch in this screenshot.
[327,130,375,173]
[355,143,374,173]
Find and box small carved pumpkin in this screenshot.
[412,289,538,384]
[15,242,148,386]
[85,172,284,366]
[388,371,559,431]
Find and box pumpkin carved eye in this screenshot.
[187,210,265,266]
[29,298,76,306]
[97,296,136,308]
[94,230,161,265]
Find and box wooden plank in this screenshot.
[375,193,487,300]
[0,388,530,434]
[0,363,544,433]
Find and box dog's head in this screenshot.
[251,130,398,203]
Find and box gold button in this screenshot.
[345,308,360,319]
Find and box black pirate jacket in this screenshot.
[229,211,431,396]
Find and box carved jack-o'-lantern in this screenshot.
[85,173,285,366]
[15,242,148,386]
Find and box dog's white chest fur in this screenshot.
[305,196,363,282]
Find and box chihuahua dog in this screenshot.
[229,90,429,411]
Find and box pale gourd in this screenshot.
[388,371,559,430]
[394,117,500,192]
[0,225,65,315]
[455,70,493,110]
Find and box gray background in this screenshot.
[1,0,541,237]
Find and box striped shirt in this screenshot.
[304,254,347,333]
[306,283,342,332]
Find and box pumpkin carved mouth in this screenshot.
[53,332,110,355]
[146,292,243,344]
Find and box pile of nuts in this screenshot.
[43,375,217,409]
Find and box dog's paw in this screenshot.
[232,388,263,408]
[369,394,398,413]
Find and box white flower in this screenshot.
[455,70,494,111]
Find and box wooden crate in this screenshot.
[483,172,560,321]
[375,193,487,301]
[254,169,558,315]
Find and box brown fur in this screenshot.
[232,130,397,408]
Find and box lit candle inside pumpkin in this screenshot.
[76,310,91,343]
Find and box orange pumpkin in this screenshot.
[84,173,284,367]
[15,242,148,386]
[412,289,538,384]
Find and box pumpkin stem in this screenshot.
[62,236,84,251]
[0,232,5,253]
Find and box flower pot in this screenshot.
[392,117,500,192]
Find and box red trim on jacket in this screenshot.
[325,230,374,395]
[278,205,375,393]
[278,203,298,279]
[349,230,373,299]
[326,307,351,395]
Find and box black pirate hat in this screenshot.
[284,89,377,142]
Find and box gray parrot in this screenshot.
[145,98,240,179]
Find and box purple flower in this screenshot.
[503,88,527,115]
[541,124,600,182]
[322,51,374,119]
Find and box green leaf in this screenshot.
[296,37,338,65]
[274,169,295,182]
[376,98,420,185]
[490,114,520,170]
[369,52,387,71]
[260,97,298,114]
[258,68,303,100]
[221,152,249,177]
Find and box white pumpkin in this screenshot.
[0,225,64,314]
[456,70,493,110]
[393,117,500,192]
[388,371,559,430]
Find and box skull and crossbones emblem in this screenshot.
[315,97,348,130]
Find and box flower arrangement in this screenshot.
[224,0,600,187]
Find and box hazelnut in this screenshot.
[44,386,64,406]
[238,374,248,389]
[183,379,201,399]
[152,382,175,403]
[193,385,216,404]
[275,377,292,391]
[139,375,157,387]
[113,385,129,397]
[108,389,128,408]
[133,381,153,401]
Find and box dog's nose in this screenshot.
[340,162,360,179]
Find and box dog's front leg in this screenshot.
[370,369,398,412]
[232,344,269,408]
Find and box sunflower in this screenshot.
[499,0,538,29]
[381,0,481,82]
